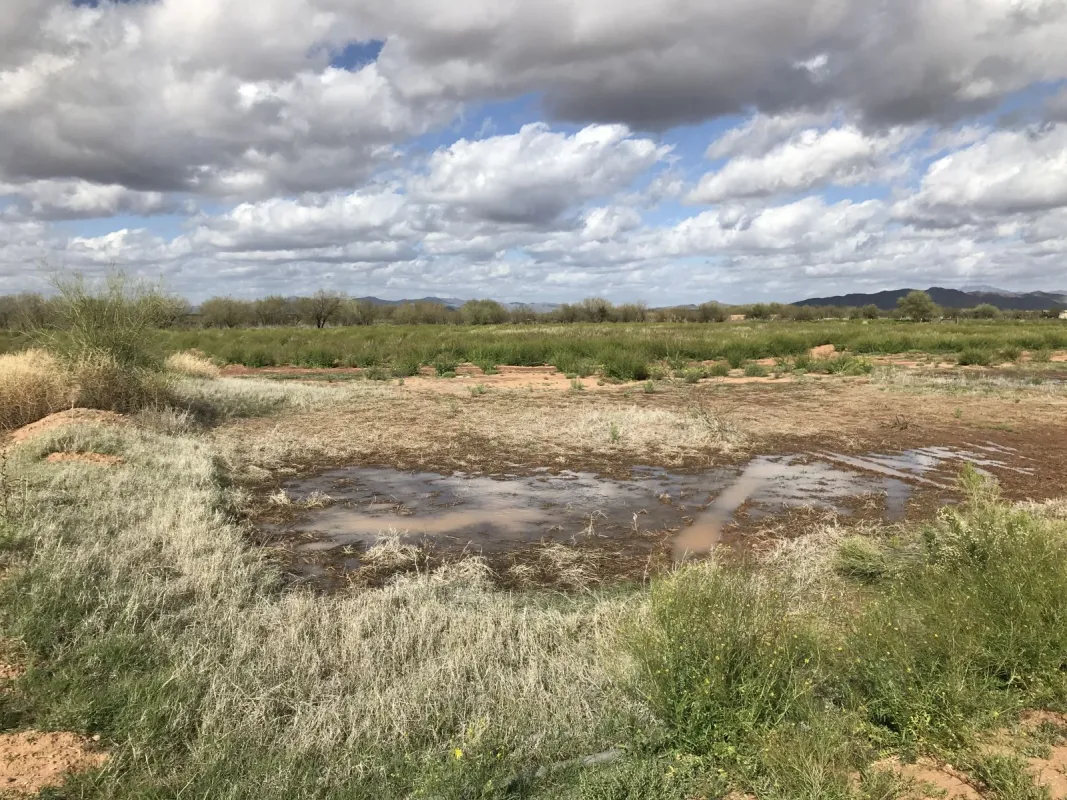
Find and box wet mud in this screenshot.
[256,442,1031,588]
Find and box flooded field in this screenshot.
[260,442,1031,584]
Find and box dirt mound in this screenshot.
[8,409,125,445]
[810,344,837,359]
[0,730,107,796]
[0,662,22,681]
[44,452,125,466]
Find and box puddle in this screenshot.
[262,444,1027,580]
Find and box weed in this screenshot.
[998,346,1022,364]
[643,380,656,393]
[608,422,621,443]
[570,378,585,392]
[958,348,993,366]
[631,565,822,760]
[469,384,488,397]
[743,362,769,377]
[1032,349,1053,363]
[707,362,730,377]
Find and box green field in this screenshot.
[166,320,1067,375]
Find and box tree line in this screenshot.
[0,288,1056,331]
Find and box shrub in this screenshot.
[0,349,73,429]
[1032,348,1053,363]
[957,348,992,366]
[602,350,650,381]
[707,362,730,377]
[743,362,769,377]
[165,351,220,379]
[996,345,1021,363]
[71,351,172,412]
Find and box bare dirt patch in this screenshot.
[873,757,982,799]
[44,452,125,466]
[6,409,125,445]
[0,730,107,797]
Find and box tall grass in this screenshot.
[0,349,72,429]
[631,468,1067,794]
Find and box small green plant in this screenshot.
[743,362,769,377]
[1031,348,1052,363]
[707,362,730,377]
[608,422,621,443]
[434,355,460,376]
[469,384,488,396]
[954,407,963,419]
[997,346,1022,363]
[682,368,704,384]
[643,380,656,393]
[570,377,585,392]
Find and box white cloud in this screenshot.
[409,123,669,225]
[690,126,912,203]
[895,123,1067,226]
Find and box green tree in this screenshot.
[970,303,1001,319]
[897,290,939,321]
[460,299,508,325]
[860,304,880,319]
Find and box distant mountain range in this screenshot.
[353,296,562,313]
[794,287,1067,311]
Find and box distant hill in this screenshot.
[353,295,465,308]
[794,287,1067,311]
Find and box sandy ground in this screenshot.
[0,731,107,797]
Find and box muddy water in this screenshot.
[263,443,1026,576]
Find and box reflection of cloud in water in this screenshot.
[268,443,1026,564]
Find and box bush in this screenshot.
[707,362,730,377]
[743,362,769,377]
[957,348,992,366]
[602,351,650,381]
[71,351,172,412]
[0,349,73,429]
[996,346,1021,363]
[165,351,220,379]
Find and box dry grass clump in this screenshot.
[69,351,172,413]
[0,349,74,430]
[165,350,221,379]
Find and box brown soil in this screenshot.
[7,409,125,445]
[44,452,125,466]
[0,730,107,797]
[0,663,22,682]
[873,757,982,799]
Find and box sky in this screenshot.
[3,1,1067,305]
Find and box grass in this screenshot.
[39,319,1055,381]
[1,374,1066,798]
[0,349,72,429]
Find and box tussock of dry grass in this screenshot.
[165,350,220,379]
[0,349,74,430]
[1,422,640,794]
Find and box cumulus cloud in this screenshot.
[895,123,1067,226]
[409,124,669,226]
[690,125,912,203]
[4,0,1067,301]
